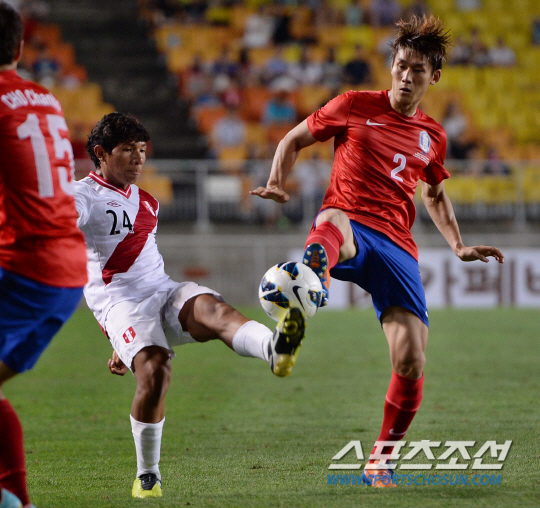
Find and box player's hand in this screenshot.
[249,186,290,203]
[108,350,128,376]
[456,245,504,264]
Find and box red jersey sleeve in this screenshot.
[307,92,354,142]
[420,129,450,185]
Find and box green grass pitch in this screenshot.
[6,308,540,507]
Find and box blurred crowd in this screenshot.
[4,0,85,89]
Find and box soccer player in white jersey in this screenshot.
[75,112,306,498]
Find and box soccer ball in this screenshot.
[259,261,323,322]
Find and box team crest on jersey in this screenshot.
[122,326,136,344]
[419,131,431,154]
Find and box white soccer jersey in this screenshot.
[75,172,173,326]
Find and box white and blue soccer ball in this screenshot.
[259,261,323,322]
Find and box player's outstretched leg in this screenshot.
[303,243,330,306]
[0,489,22,508]
[268,308,305,377]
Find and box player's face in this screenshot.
[390,48,441,113]
[97,141,147,189]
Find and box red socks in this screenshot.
[370,371,424,461]
[304,221,344,270]
[0,399,29,505]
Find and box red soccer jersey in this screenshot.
[0,70,87,287]
[307,90,449,260]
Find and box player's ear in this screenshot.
[430,69,441,85]
[94,145,106,164]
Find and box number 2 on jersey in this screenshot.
[391,154,406,182]
[16,113,75,198]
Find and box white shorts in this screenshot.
[104,281,222,371]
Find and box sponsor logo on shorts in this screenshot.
[123,326,136,344]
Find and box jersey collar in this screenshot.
[89,171,132,198]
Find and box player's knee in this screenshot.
[393,351,425,379]
[134,349,171,401]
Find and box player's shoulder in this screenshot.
[335,89,388,112]
[0,71,63,112]
[417,109,447,141]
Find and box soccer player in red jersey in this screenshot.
[0,3,87,507]
[251,15,504,487]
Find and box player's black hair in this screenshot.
[86,112,150,168]
[391,15,451,73]
[0,1,24,66]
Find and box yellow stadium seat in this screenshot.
[343,26,376,51]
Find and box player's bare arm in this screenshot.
[250,119,317,203]
[421,180,504,264]
[108,350,128,376]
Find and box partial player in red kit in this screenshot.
[252,15,504,486]
[0,3,87,507]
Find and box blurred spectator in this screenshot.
[183,54,208,100]
[404,0,430,19]
[469,29,490,67]
[314,0,342,28]
[533,19,540,46]
[32,45,60,87]
[192,75,220,108]
[321,47,343,89]
[184,0,208,23]
[442,102,467,156]
[343,45,372,86]
[294,152,330,218]
[344,0,364,26]
[448,35,472,65]
[262,89,297,126]
[238,48,260,86]
[20,0,50,22]
[370,0,401,27]
[288,46,323,86]
[455,0,481,11]
[482,147,511,176]
[218,76,243,109]
[442,102,478,160]
[243,6,274,49]
[211,48,240,79]
[488,37,516,67]
[272,9,292,45]
[262,46,289,85]
[377,33,394,66]
[211,106,247,152]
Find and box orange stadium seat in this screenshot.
[194,105,227,135]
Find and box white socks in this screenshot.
[130,415,165,480]
[232,320,272,362]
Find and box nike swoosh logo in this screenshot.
[292,285,305,310]
[366,119,385,126]
[389,429,407,437]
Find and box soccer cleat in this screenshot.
[268,307,306,377]
[0,489,22,508]
[132,473,163,498]
[302,243,329,306]
[361,462,397,488]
